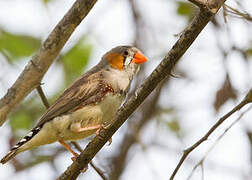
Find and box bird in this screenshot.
[1,45,147,164]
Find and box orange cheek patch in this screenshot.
[106,52,124,70]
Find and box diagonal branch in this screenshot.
[36,85,50,109]
[71,142,107,180]
[188,0,207,9]
[170,88,252,179]
[224,4,252,22]
[0,0,97,126]
[57,0,226,179]
[108,82,165,180]
[108,1,160,178]
[187,104,252,180]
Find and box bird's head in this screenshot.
[102,46,147,74]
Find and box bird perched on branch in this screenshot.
[1,46,147,164]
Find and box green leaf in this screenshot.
[43,0,50,4]
[10,112,32,131]
[42,0,54,5]
[166,118,180,133]
[62,36,92,85]
[247,48,252,56]
[9,97,45,133]
[176,2,196,21]
[0,30,41,62]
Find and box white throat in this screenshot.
[104,68,132,92]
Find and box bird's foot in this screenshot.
[71,156,77,161]
[72,124,102,133]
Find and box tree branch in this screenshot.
[57,1,226,179]
[188,0,207,9]
[36,85,50,109]
[108,82,164,180]
[71,141,107,180]
[0,0,97,126]
[187,104,252,180]
[224,4,252,22]
[170,88,252,180]
[108,1,162,178]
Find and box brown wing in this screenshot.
[35,71,113,128]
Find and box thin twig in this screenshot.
[71,141,83,153]
[187,104,252,180]
[201,164,204,180]
[224,4,252,21]
[36,85,50,109]
[71,142,107,180]
[169,88,252,180]
[90,162,107,180]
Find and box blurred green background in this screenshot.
[0,0,252,180]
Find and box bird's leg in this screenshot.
[71,123,112,144]
[78,124,101,132]
[58,140,78,161]
[71,123,101,133]
[58,140,89,172]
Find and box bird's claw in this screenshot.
[71,156,77,161]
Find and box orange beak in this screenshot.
[132,51,148,64]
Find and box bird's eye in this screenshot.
[123,50,129,56]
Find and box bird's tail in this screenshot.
[1,126,42,164]
[1,149,18,164]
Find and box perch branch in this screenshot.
[57,0,226,179]
[108,82,164,180]
[188,0,207,9]
[0,0,97,126]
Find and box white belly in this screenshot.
[19,93,123,152]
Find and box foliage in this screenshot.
[176,1,196,21]
[10,97,45,136]
[1,33,92,139]
[156,107,182,137]
[0,30,41,62]
[61,37,92,86]
[214,75,237,112]
[0,0,251,179]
